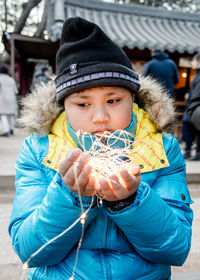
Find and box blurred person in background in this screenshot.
[33,66,51,86]
[143,50,179,97]
[0,64,18,137]
[183,53,200,160]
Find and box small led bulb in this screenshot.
[23,262,29,270]
[69,277,74,280]
[81,213,86,219]
[81,218,85,225]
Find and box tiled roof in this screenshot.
[47,0,200,54]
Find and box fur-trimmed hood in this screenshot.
[18,76,175,135]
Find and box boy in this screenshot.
[9,17,193,280]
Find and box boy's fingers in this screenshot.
[59,149,82,175]
[109,174,120,188]
[130,164,141,176]
[120,169,141,191]
[109,174,127,198]
[98,178,114,199]
[63,161,90,189]
[75,152,90,176]
[84,176,96,196]
[76,164,92,190]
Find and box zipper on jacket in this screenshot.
[99,251,108,280]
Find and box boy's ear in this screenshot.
[65,108,69,119]
[63,100,68,117]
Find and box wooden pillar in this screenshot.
[10,35,15,78]
[54,0,65,22]
[186,68,191,90]
[50,0,65,42]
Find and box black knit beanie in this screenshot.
[55,17,140,102]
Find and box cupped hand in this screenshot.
[59,149,96,197]
[95,165,141,201]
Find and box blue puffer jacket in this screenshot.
[9,79,193,280]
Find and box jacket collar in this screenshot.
[42,103,169,173]
[67,113,136,151]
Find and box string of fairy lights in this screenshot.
[20,130,142,280]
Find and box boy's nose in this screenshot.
[92,106,109,124]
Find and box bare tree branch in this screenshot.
[4,0,8,30]
[14,0,42,34]
[34,0,48,38]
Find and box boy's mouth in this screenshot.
[92,130,112,136]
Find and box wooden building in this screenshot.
[3,0,200,99]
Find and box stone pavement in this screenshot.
[0,128,28,190]
[0,128,200,279]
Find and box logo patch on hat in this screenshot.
[70,64,78,75]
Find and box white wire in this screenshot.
[21,129,142,279]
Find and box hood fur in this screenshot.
[18,76,175,135]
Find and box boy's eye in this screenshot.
[107,99,120,104]
[77,103,89,107]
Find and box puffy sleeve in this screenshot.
[106,133,193,266]
[9,134,97,267]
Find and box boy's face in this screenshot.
[64,86,133,135]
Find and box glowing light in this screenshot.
[80,213,86,224]
[182,72,187,78]
[76,130,138,184]
[23,262,28,270]
[117,174,128,190]
[81,213,87,219]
